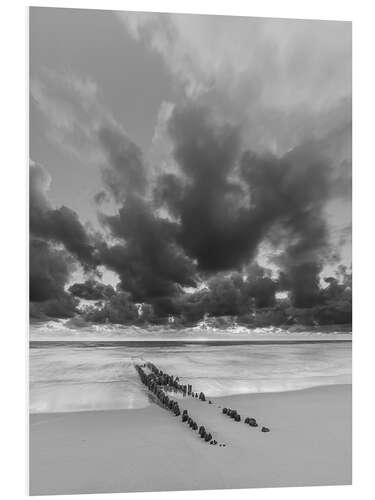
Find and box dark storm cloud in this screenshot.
[157,104,335,304]
[68,279,115,301]
[30,238,71,302]
[29,161,99,319]
[30,162,98,269]
[172,267,277,322]
[164,104,252,271]
[30,101,342,315]
[94,122,197,304]
[29,238,78,318]
[241,141,332,303]
[99,196,196,302]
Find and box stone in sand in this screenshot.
[261,426,270,432]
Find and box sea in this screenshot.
[29,321,352,414]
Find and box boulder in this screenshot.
[261,426,270,432]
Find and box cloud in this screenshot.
[155,103,340,303]
[30,161,99,269]
[29,15,351,318]
[69,279,115,301]
[29,238,78,318]
[29,161,101,319]
[119,12,351,154]
[119,12,351,103]
[98,124,147,202]
[99,196,197,302]
[30,69,138,170]
[30,70,102,161]
[82,291,140,324]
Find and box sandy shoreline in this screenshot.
[29,384,352,495]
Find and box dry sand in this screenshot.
[29,384,351,495]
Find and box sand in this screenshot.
[29,384,352,495]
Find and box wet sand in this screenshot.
[29,384,351,495]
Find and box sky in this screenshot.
[29,7,352,321]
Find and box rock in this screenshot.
[222,408,228,414]
[234,414,241,422]
[205,433,212,442]
[261,426,270,432]
[182,414,188,422]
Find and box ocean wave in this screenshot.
[29,340,352,413]
[29,319,352,342]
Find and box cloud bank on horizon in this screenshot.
[29,8,352,323]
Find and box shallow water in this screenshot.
[29,339,351,413]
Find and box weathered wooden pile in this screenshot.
[135,361,270,448]
[135,364,182,416]
[223,407,270,432]
[135,362,218,445]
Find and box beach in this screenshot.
[29,384,351,495]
